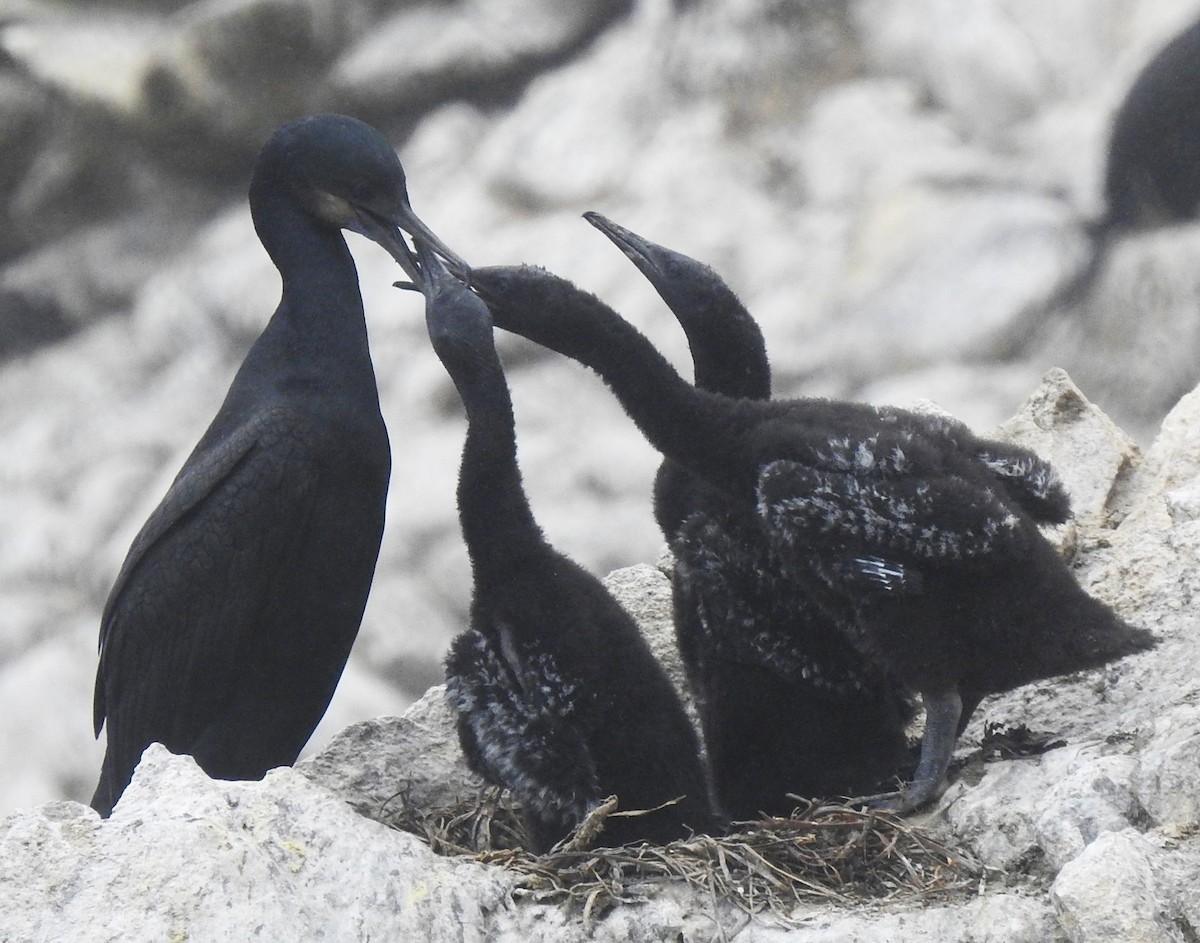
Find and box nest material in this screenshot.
[383,789,981,924]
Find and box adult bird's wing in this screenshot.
[98,419,265,657]
[756,458,1031,595]
[93,408,321,780]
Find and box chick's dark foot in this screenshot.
[849,688,963,815]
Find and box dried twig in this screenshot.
[382,791,980,921]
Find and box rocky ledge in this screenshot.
[3,368,1200,942]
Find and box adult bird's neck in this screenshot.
[251,183,372,360]
[453,351,545,583]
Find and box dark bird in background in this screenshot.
[416,241,716,852]
[583,212,914,818]
[468,261,1155,813]
[90,114,466,818]
[1103,16,1200,233]
[1048,16,1200,307]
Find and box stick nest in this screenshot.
[382,789,980,923]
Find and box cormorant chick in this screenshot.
[90,115,466,817]
[468,263,1156,813]
[584,212,915,817]
[417,242,716,852]
[582,212,772,537]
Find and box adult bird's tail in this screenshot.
[90,765,115,818]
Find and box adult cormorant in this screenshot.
[417,242,716,851]
[90,114,466,818]
[583,212,915,817]
[468,262,1156,813]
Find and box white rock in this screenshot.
[0,746,521,943]
[857,361,1047,434]
[1044,225,1200,441]
[1051,830,1177,943]
[800,79,1001,208]
[1034,754,1142,869]
[1133,702,1200,829]
[602,562,697,720]
[940,747,1081,872]
[994,367,1141,524]
[739,894,1062,943]
[853,0,1051,137]
[0,11,168,116]
[329,0,627,112]
[823,184,1090,382]
[0,626,105,809]
[298,685,482,816]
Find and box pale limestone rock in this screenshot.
[1133,702,1200,829]
[1135,384,1200,494]
[0,11,168,117]
[994,367,1140,525]
[602,562,696,719]
[328,0,631,114]
[799,79,997,209]
[298,685,483,816]
[939,747,1081,872]
[857,361,1047,434]
[738,894,1063,943]
[1051,830,1178,943]
[0,747,726,943]
[1044,225,1200,440]
[0,747,520,943]
[1034,754,1142,870]
[824,185,1089,383]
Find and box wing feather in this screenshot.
[756,456,1034,601]
[93,408,321,787]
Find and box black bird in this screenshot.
[416,242,716,852]
[1104,16,1200,233]
[90,114,466,818]
[467,262,1156,813]
[581,213,772,537]
[1048,17,1200,308]
[583,212,915,817]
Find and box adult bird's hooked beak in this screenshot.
[412,235,470,293]
[347,196,469,287]
[394,233,474,296]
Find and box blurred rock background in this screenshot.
[2,0,1199,815]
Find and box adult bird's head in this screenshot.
[253,113,468,283]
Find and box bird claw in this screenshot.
[844,789,904,812]
[845,787,931,816]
